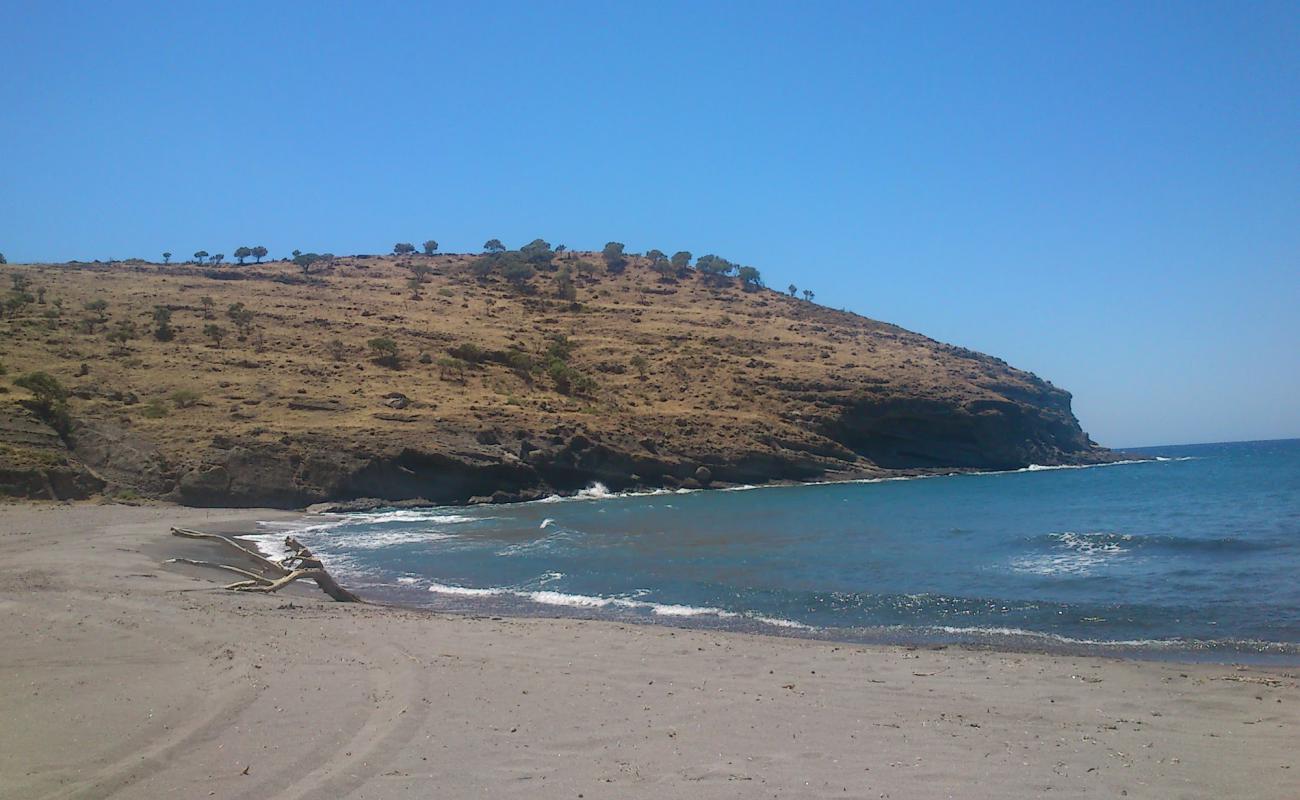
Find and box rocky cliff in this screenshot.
[0,253,1116,507]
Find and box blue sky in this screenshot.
[2,1,1296,447]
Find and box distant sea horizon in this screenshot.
[252,438,1300,664]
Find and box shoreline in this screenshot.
[3,501,1298,798]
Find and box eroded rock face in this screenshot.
[824,387,1101,470]
[0,408,103,500]
[69,420,175,494]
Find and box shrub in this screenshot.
[14,371,67,410]
[448,343,486,363]
[436,357,467,382]
[171,389,201,408]
[14,371,71,433]
[422,240,438,255]
[437,287,454,297]
[368,337,400,367]
[393,242,416,255]
[84,298,108,321]
[630,354,648,378]
[152,306,174,341]
[140,398,169,418]
[409,263,433,282]
[107,320,138,348]
[555,265,577,300]
[500,258,535,287]
[226,302,254,336]
[327,338,347,361]
[200,296,215,319]
[203,323,226,347]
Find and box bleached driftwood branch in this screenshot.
[169,527,361,603]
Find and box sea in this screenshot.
[250,439,1300,663]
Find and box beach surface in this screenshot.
[2,503,1296,799]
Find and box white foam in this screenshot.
[539,518,556,529]
[358,510,479,525]
[525,590,616,608]
[748,614,817,630]
[321,530,456,550]
[427,582,506,597]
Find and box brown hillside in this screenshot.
[0,252,1114,507]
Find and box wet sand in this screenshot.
[2,502,1296,799]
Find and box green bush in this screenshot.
[368,337,400,367]
[140,399,169,418]
[171,389,201,408]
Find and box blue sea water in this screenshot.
[253,439,1300,662]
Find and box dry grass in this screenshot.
[0,253,1037,476]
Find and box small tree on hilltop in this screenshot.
[520,238,555,268]
[737,266,763,291]
[671,251,692,276]
[787,283,797,297]
[293,252,322,275]
[602,241,627,273]
[802,289,814,302]
[409,262,433,283]
[422,240,438,255]
[163,252,172,264]
[251,245,268,263]
[394,242,416,255]
[483,239,506,253]
[234,246,253,265]
[200,296,215,319]
[0,253,7,264]
[193,250,209,264]
[210,253,225,266]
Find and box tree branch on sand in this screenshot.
[168,527,361,602]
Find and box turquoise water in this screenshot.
[254,439,1300,661]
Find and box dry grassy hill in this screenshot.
[0,250,1114,507]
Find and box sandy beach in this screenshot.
[2,503,1296,799]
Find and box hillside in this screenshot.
[0,248,1115,507]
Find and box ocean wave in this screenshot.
[1030,530,1278,555]
[916,625,1299,653]
[421,581,813,628]
[427,582,506,597]
[353,510,480,525]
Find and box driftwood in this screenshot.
[169,527,361,602]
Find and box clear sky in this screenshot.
[2,1,1296,447]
